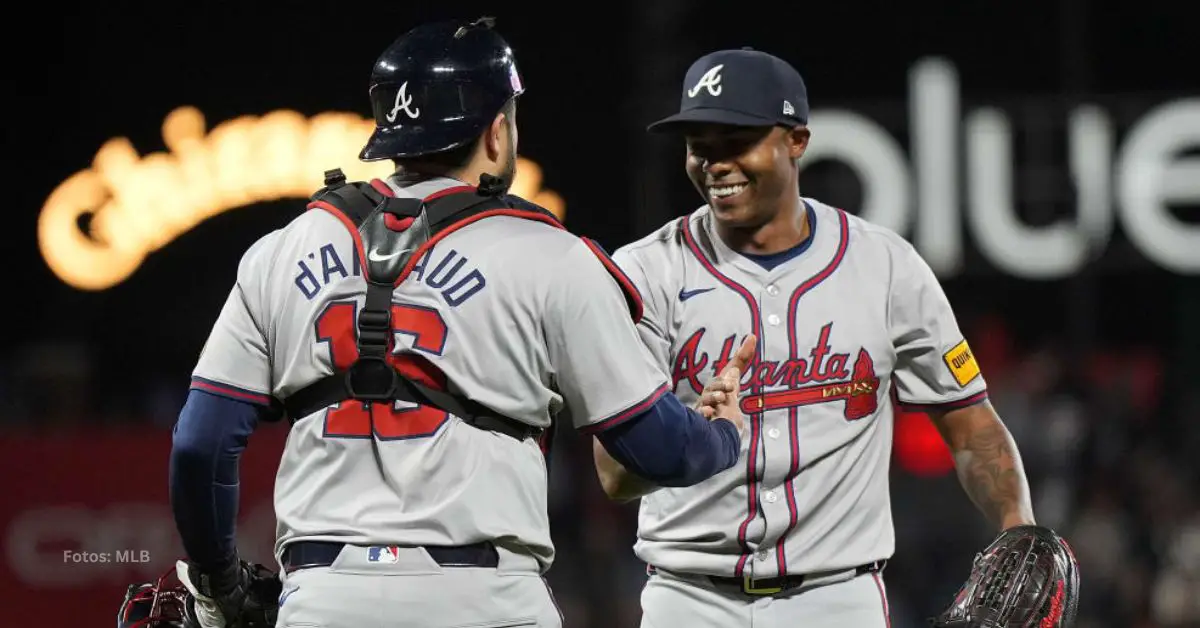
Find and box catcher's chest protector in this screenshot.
[932,525,1080,628]
[282,170,566,447]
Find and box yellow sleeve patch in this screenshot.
[943,340,981,388]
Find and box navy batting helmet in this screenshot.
[360,16,525,161]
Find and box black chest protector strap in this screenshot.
[282,170,559,444]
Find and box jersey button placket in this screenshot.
[744,286,792,583]
[753,284,791,581]
[764,282,782,327]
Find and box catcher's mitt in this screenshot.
[931,524,1079,628]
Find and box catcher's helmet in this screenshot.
[359,16,525,161]
[932,525,1080,627]
[117,567,196,628]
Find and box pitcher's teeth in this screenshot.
[711,184,747,198]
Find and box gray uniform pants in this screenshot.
[275,544,563,628]
[640,565,891,628]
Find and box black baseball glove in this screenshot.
[177,557,282,627]
[930,524,1080,627]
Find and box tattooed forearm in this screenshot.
[935,403,1036,530]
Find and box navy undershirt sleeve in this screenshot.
[168,389,259,571]
[596,392,740,487]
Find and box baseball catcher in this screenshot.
[162,14,745,628]
[930,524,1080,627]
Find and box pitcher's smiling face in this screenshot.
[683,124,810,228]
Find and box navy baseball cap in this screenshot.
[647,47,809,133]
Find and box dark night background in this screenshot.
[1,0,1198,626]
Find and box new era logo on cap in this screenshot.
[648,47,809,133]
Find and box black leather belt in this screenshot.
[282,541,500,573]
[650,560,885,597]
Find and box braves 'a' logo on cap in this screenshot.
[687,64,724,98]
[386,81,421,123]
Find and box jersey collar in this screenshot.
[699,197,845,281]
[381,174,471,199]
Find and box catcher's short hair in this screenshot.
[931,524,1080,627]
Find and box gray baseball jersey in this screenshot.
[189,175,669,575]
[612,198,987,581]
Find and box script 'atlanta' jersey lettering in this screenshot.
[612,198,987,580]
[673,322,881,421]
[188,176,668,574]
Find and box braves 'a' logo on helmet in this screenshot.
[385,81,421,123]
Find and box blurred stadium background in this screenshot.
[3,0,1198,626]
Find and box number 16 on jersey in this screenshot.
[314,300,450,441]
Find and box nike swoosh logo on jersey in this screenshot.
[367,247,411,262]
[678,287,716,301]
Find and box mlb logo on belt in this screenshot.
[367,546,400,563]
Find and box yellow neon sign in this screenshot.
[38,106,566,291]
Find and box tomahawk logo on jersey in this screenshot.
[672,323,881,420]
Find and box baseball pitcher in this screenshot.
[596,47,1078,627]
